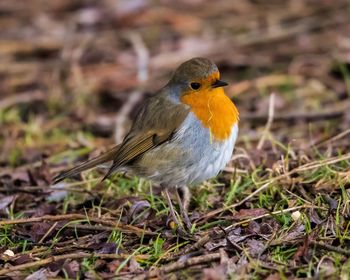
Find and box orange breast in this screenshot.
[180,88,239,141]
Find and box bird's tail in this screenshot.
[53,145,120,184]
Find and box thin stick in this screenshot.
[38,222,58,243]
[0,90,45,110]
[310,241,350,257]
[224,204,327,231]
[183,205,327,257]
[257,93,275,150]
[133,252,221,280]
[0,214,156,236]
[197,152,350,222]
[315,128,350,148]
[65,224,118,232]
[0,252,124,276]
[242,109,345,124]
[181,235,211,255]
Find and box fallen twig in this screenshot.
[38,222,58,243]
[185,204,328,258]
[132,252,221,280]
[197,152,350,222]
[0,214,156,236]
[0,90,46,110]
[242,109,345,124]
[224,205,327,232]
[0,252,122,276]
[315,128,350,148]
[310,241,350,257]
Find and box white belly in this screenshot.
[132,112,238,187]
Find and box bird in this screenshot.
[53,57,239,231]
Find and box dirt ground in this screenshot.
[1,0,350,279]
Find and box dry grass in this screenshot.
[1,0,350,279]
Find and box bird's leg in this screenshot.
[176,187,192,231]
[179,186,191,213]
[163,188,182,229]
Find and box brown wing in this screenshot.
[102,91,189,180]
[53,145,120,183]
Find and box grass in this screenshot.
[1,148,349,278]
[1,3,350,275]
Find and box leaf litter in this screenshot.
[1,0,350,279]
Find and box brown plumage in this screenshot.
[53,57,239,231]
[53,87,189,184]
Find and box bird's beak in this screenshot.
[212,79,228,88]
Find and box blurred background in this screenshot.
[1,1,350,278]
[0,0,349,173]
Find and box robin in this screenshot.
[54,57,239,231]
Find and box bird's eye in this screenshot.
[190,82,201,90]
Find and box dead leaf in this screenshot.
[128,199,152,224]
[46,183,68,202]
[203,265,227,280]
[129,257,143,273]
[265,273,281,280]
[28,222,54,242]
[28,159,52,186]
[233,208,268,220]
[107,260,121,273]
[270,221,305,245]
[96,243,117,254]
[260,219,280,235]
[63,260,80,279]
[245,239,266,258]
[227,228,250,244]
[0,195,15,213]
[24,268,59,280]
[13,254,33,265]
[247,220,261,234]
[294,236,310,262]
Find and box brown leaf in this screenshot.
[227,228,250,244]
[127,199,152,224]
[94,259,107,270]
[265,273,281,280]
[47,259,65,273]
[0,195,15,212]
[129,257,143,273]
[293,236,310,262]
[246,239,266,258]
[271,221,305,245]
[13,254,33,265]
[203,265,227,280]
[95,243,117,254]
[33,204,57,217]
[204,239,227,252]
[28,159,52,186]
[260,220,280,235]
[29,222,53,242]
[282,222,305,243]
[107,260,121,273]
[232,208,268,220]
[308,209,324,225]
[247,220,261,234]
[25,268,59,280]
[63,260,80,279]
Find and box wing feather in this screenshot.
[102,92,189,180]
[54,89,189,183]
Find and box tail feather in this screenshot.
[53,145,120,184]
